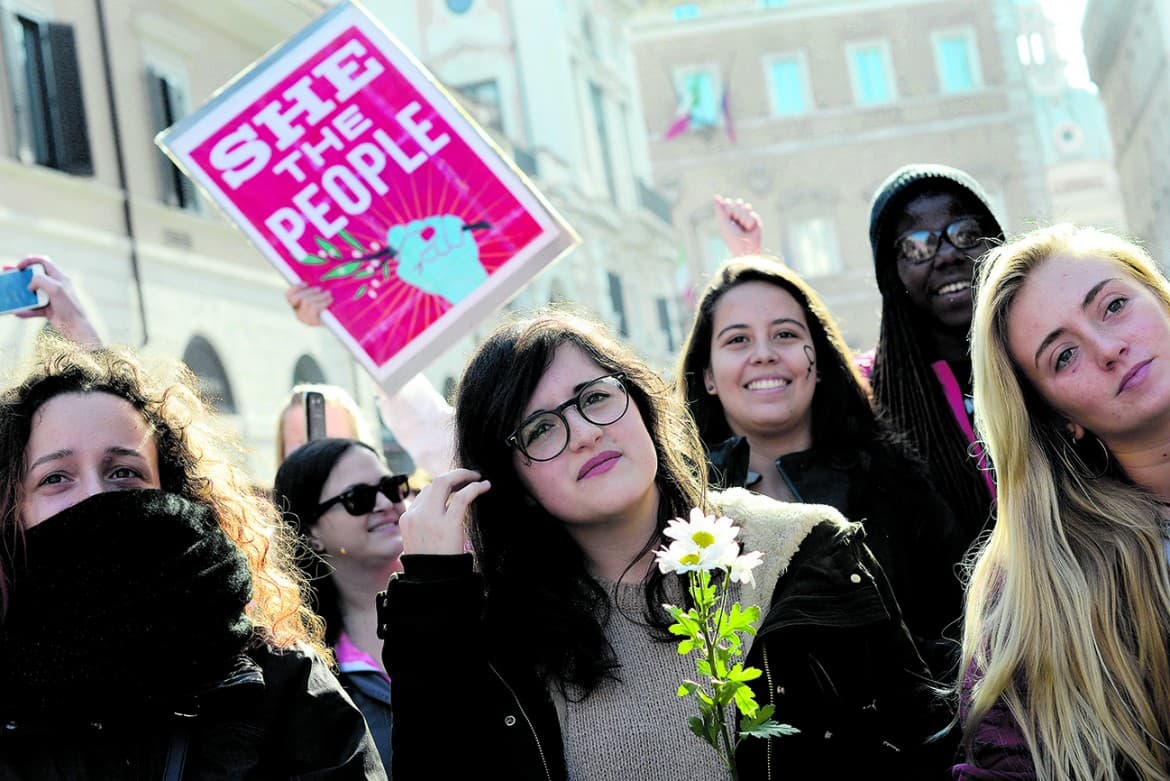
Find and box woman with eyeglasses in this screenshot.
[378,309,945,780]
[274,437,411,773]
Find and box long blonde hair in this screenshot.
[964,224,1170,779]
[0,339,328,659]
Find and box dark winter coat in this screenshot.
[379,489,952,780]
[707,434,968,679]
[0,489,386,781]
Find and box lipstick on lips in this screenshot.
[1118,359,1153,395]
[578,450,621,480]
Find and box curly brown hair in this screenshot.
[0,337,326,657]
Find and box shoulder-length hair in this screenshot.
[455,307,708,694]
[964,224,1170,780]
[0,338,327,658]
[676,255,878,454]
[273,437,381,648]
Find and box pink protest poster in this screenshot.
[157,0,578,390]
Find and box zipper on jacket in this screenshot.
[489,662,553,781]
[763,641,774,781]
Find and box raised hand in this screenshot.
[286,283,333,327]
[15,256,100,348]
[397,468,490,556]
[714,195,763,257]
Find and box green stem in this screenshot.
[690,569,740,776]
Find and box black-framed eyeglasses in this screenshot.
[316,474,411,517]
[895,217,985,265]
[506,373,630,462]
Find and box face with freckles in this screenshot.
[1007,254,1170,449]
[21,392,161,528]
[512,343,659,531]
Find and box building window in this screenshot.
[785,218,842,277]
[847,42,895,106]
[454,79,502,132]
[933,30,980,93]
[672,4,700,21]
[182,335,238,414]
[672,67,722,128]
[147,66,198,210]
[9,15,93,175]
[589,82,617,204]
[765,55,809,117]
[656,297,676,352]
[607,271,629,336]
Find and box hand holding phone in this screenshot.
[0,264,48,315]
[305,391,327,442]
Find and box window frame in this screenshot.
[931,27,983,94]
[762,51,812,118]
[845,40,897,107]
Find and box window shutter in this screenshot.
[43,23,93,176]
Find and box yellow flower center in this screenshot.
[680,552,701,566]
[691,530,716,548]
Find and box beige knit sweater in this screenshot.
[552,489,846,780]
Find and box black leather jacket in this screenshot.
[379,493,952,780]
[708,435,968,679]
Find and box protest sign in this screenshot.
[157,0,578,390]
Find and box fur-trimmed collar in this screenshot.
[713,487,849,634]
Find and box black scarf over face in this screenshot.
[0,489,254,725]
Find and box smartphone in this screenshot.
[305,391,327,442]
[0,264,48,315]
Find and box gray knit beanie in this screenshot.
[868,164,1004,289]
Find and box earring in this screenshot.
[706,384,715,392]
[1068,430,1111,479]
[310,539,325,554]
[339,547,348,556]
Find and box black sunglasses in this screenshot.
[895,216,985,265]
[316,474,411,517]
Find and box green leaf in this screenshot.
[688,715,708,741]
[353,284,368,300]
[739,720,801,740]
[727,663,763,683]
[731,680,758,716]
[354,266,376,279]
[381,263,392,280]
[677,639,695,655]
[315,236,343,258]
[677,681,700,697]
[321,261,363,280]
[298,255,328,266]
[338,229,364,253]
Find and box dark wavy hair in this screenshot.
[273,437,381,648]
[454,308,708,694]
[677,255,879,456]
[0,338,326,656]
